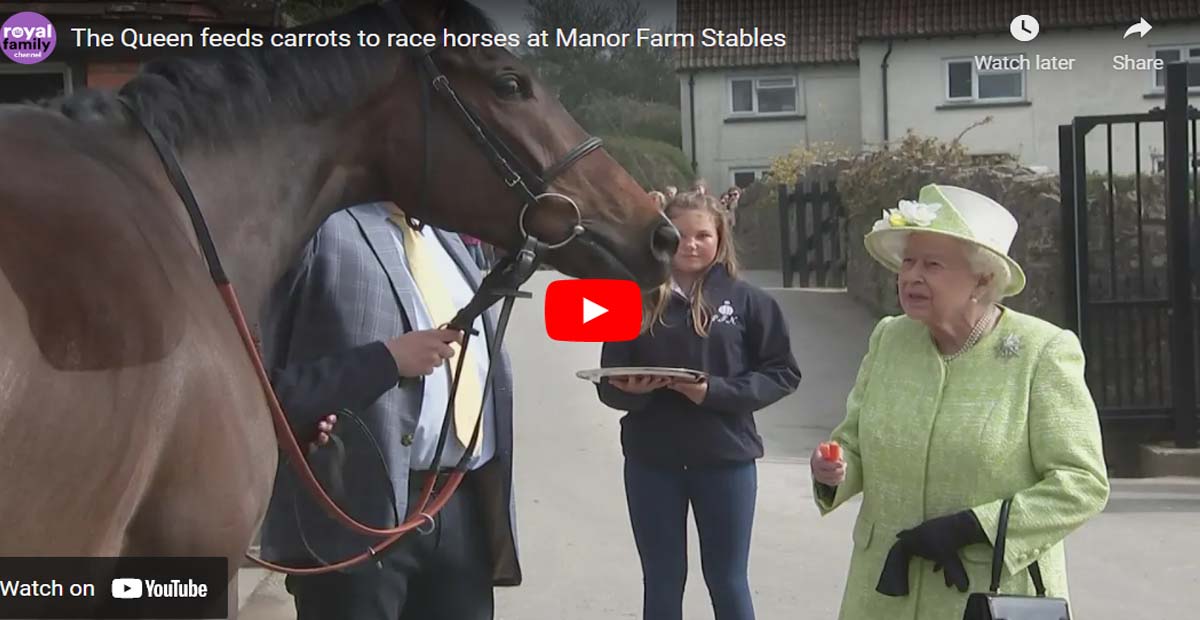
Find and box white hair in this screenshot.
[964,243,1012,304]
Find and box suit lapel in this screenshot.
[345,205,421,334]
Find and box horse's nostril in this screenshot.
[651,222,680,259]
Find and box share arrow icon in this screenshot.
[1124,18,1152,39]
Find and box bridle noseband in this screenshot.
[121,0,611,576]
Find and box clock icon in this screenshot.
[1010,15,1040,42]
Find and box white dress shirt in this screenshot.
[380,208,496,471]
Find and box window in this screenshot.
[0,63,72,105]
[729,76,798,115]
[944,57,1025,103]
[1151,45,1200,90]
[1150,152,1200,174]
[730,168,768,189]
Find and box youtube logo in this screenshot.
[545,279,642,342]
[111,578,143,599]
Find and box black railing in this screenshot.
[1059,61,1199,448]
[778,179,847,288]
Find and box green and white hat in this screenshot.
[863,184,1026,297]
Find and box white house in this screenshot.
[677,0,1200,185]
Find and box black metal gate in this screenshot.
[1060,62,1199,448]
[777,178,847,288]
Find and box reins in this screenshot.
[118,0,606,575]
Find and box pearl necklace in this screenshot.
[942,306,1000,362]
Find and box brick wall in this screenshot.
[85,61,140,90]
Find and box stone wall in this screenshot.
[729,182,783,273]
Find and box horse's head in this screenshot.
[366,0,678,289]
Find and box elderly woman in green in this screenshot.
[811,184,1110,619]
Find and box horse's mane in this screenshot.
[53,0,497,150]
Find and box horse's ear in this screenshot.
[400,0,449,33]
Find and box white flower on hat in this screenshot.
[896,200,941,226]
[871,201,942,231]
[871,210,890,232]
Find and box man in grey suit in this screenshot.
[259,202,519,620]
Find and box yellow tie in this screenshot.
[391,212,484,457]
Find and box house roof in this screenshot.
[676,0,1200,70]
[858,0,1200,40]
[675,0,858,69]
[0,1,279,26]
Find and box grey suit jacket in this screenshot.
[258,204,520,585]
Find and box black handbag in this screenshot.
[962,499,1071,620]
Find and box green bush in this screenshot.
[838,132,980,219]
[601,135,693,191]
[574,96,682,147]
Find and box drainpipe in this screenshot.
[881,40,893,146]
[688,72,697,173]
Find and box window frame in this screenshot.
[730,167,769,189]
[943,55,1026,104]
[727,74,800,117]
[1150,151,1200,174]
[1149,43,1200,92]
[0,61,73,103]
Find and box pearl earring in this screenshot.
[970,296,978,303]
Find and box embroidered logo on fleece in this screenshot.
[713,300,739,325]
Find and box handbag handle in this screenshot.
[990,499,1047,597]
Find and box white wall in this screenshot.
[859,23,1200,173]
[680,64,861,190]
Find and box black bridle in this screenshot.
[380,1,604,249]
[377,0,606,501]
[120,0,609,570]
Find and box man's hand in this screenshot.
[668,378,707,404]
[307,413,338,455]
[609,375,672,394]
[384,329,463,377]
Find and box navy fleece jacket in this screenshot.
[596,265,801,466]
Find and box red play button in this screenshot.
[545,279,642,342]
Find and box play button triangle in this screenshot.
[582,297,608,324]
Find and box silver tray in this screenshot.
[575,366,707,383]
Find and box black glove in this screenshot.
[897,510,988,593]
[875,541,913,597]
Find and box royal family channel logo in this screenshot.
[2,12,57,65]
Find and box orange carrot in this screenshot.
[819,441,842,461]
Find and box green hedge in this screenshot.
[574,96,682,147]
[601,135,693,191]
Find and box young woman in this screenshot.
[596,188,802,620]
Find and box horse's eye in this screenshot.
[493,75,523,99]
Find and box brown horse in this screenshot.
[0,0,675,614]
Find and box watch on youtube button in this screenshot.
[545,279,642,342]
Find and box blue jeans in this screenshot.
[624,458,757,620]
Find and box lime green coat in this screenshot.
[816,308,1110,620]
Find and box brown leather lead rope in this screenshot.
[119,0,602,575]
[218,284,468,574]
[119,94,471,573]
